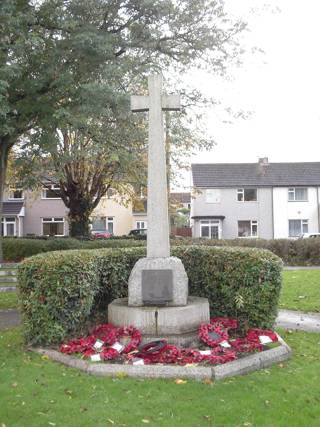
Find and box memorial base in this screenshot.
[108,296,210,347]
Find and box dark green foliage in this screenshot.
[180,238,320,266]
[18,245,282,346]
[5,236,320,265]
[3,238,145,261]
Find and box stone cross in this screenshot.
[131,74,180,258]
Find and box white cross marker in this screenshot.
[131,74,181,258]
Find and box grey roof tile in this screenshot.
[192,162,320,187]
[2,202,24,215]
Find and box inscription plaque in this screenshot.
[142,269,173,305]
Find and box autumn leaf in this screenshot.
[174,378,187,384]
[142,420,150,424]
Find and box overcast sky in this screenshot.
[177,0,320,189]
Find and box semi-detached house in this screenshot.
[191,158,320,239]
[1,184,133,237]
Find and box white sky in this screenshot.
[176,0,320,189]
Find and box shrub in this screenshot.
[3,237,145,261]
[18,245,282,346]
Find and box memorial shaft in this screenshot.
[147,75,170,258]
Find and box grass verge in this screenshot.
[0,292,18,310]
[0,328,320,426]
[280,270,320,312]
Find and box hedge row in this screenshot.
[2,237,145,261]
[4,236,320,265]
[18,245,283,346]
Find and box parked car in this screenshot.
[129,228,147,237]
[300,233,320,239]
[91,230,113,239]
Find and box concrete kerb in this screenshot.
[32,334,292,381]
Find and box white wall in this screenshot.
[273,187,320,238]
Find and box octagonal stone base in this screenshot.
[108,296,210,347]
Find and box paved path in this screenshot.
[276,309,320,332]
[0,309,21,331]
[1,308,320,333]
[283,266,320,270]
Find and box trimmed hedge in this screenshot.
[4,236,320,265]
[18,245,283,346]
[3,237,145,262]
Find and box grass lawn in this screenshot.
[0,328,319,427]
[0,292,18,310]
[280,270,320,312]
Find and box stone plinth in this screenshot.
[108,296,210,347]
[128,256,188,307]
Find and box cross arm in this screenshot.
[162,94,180,111]
[131,95,149,112]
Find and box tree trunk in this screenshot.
[0,138,12,263]
[67,199,92,238]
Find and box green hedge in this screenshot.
[4,236,320,265]
[3,237,145,262]
[18,245,282,346]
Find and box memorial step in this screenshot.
[0,276,17,283]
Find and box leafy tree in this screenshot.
[1,0,245,250]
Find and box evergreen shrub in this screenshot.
[18,246,282,346]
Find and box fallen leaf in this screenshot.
[107,419,115,425]
[11,382,18,388]
[41,355,49,361]
[174,379,187,385]
[142,420,150,424]
[48,423,56,426]
[202,378,214,386]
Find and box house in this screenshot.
[131,192,191,232]
[1,184,133,237]
[191,158,320,239]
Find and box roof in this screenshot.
[2,201,24,216]
[171,192,191,204]
[192,162,320,188]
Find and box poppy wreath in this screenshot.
[137,340,168,362]
[91,323,118,345]
[198,323,229,348]
[210,317,238,331]
[157,345,182,364]
[230,337,263,353]
[246,328,278,344]
[116,325,142,353]
[179,348,204,364]
[60,336,96,354]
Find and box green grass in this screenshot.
[0,328,320,427]
[0,292,18,310]
[280,270,320,312]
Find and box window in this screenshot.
[289,219,308,237]
[1,217,16,236]
[136,221,147,230]
[107,217,114,234]
[238,220,258,237]
[8,188,24,199]
[200,220,220,239]
[42,217,64,236]
[205,189,220,203]
[92,216,106,231]
[288,188,308,201]
[237,189,257,202]
[42,183,61,199]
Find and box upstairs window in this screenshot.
[136,221,147,230]
[288,188,308,201]
[8,188,24,199]
[205,189,220,203]
[289,219,308,237]
[238,220,258,237]
[42,183,61,199]
[237,188,257,202]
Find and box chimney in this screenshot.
[258,157,269,165]
[258,157,269,176]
